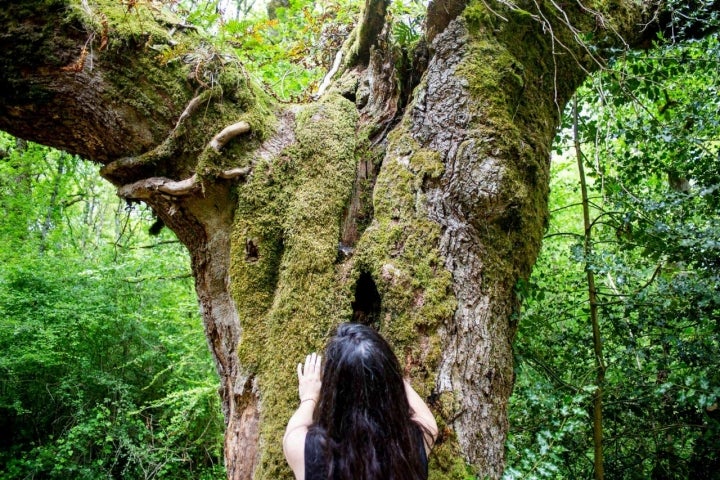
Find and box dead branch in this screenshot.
[174,91,214,131]
[118,174,199,199]
[124,272,193,283]
[218,166,251,179]
[209,121,251,152]
[315,49,344,98]
[119,166,251,200]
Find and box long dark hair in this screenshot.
[309,323,427,480]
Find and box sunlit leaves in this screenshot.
[174,0,359,100]
[389,0,425,46]
[585,35,720,195]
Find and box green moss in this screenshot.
[228,88,462,477]
[351,124,458,461]
[451,1,579,288]
[67,0,277,173]
[233,3,615,477]
[230,94,360,479]
[196,73,275,175]
[431,442,478,480]
[116,53,190,120]
[424,391,477,480]
[328,69,361,101]
[68,0,180,50]
[84,0,273,175]
[56,1,194,156]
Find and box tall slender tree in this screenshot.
[573,97,606,479]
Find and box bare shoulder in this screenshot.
[283,425,308,480]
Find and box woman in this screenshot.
[283,323,438,480]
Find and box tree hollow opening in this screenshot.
[351,271,381,326]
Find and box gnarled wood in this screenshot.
[0,1,686,479]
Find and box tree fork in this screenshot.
[0,1,680,479]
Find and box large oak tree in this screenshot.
[0,0,708,478]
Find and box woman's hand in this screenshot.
[284,352,322,477]
[297,352,322,403]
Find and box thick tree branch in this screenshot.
[348,0,389,67]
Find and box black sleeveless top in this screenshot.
[304,426,429,480]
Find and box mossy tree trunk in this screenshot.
[0,0,663,478]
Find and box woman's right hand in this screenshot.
[297,352,322,403]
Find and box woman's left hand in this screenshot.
[297,352,322,403]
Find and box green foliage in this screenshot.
[0,133,224,479]
[661,0,720,40]
[506,32,720,479]
[173,0,360,100]
[388,0,425,47]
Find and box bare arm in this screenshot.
[283,353,322,480]
[404,379,439,453]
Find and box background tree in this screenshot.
[506,29,720,478]
[0,0,713,478]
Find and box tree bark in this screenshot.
[0,0,666,478]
